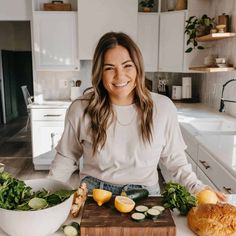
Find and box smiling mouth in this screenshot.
[113,81,129,87]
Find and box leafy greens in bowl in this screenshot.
[0,170,75,236]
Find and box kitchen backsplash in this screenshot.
[200,0,236,118]
[35,60,92,100]
[200,71,236,118]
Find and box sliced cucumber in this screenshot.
[135,205,149,213]
[146,208,161,219]
[28,197,48,210]
[121,189,149,202]
[63,225,78,236]
[152,205,165,212]
[131,212,146,221]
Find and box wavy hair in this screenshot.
[84,32,153,155]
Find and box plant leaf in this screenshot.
[185,47,193,53]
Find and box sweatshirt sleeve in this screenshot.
[159,102,206,194]
[48,107,83,183]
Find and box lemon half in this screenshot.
[92,189,112,206]
[114,196,135,213]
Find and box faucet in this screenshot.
[219,78,236,112]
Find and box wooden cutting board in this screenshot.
[80,197,176,236]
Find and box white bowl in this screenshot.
[0,178,73,236]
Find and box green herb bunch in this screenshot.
[161,182,196,215]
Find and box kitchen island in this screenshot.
[0,195,235,236]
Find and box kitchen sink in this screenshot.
[188,118,236,134]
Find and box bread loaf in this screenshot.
[187,203,236,236]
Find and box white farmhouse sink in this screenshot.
[188,118,236,134]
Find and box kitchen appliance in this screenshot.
[80,197,176,236]
[182,77,192,99]
[172,85,182,100]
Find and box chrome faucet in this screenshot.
[219,78,236,112]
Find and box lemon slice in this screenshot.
[114,196,135,213]
[28,197,48,210]
[92,189,112,206]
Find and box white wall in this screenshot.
[0,0,31,20]
[199,0,236,118]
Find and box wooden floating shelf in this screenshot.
[196,32,236,42]
[189,66,235,72]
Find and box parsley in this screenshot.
[161,182,196,215]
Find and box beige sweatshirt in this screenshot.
[49,92,206,194]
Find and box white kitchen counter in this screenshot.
[175,102,236,179]
[1,195,235,236]
[28,100,72,109]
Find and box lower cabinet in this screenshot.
[198,146,236,194]
[31,108,67,170]
[196,166,218,190]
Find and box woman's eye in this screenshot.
[104,67,114,71]
[124,64,133,68]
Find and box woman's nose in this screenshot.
[115,67,124,79]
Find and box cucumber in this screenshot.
[135,205,149,213]
[63,222,80,236]
[146,208,161,219]
[121,189,149,202]
[152,205,165,212]
[131,212,146,221]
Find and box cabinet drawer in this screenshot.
[198,146,236,194]
[31,109,67,121]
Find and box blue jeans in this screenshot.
[81,176,160,196]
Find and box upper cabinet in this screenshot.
[33,12,79,71]
[78,0,138,60]
[137,13,159,72]
[159,11,186,72]
[31,0,79,71]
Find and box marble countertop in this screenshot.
[175,102,236,179]
[1,195,235,236]
[28,100,72,109]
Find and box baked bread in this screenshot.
[187,203,236,236]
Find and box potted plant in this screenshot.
[139,0,155,12]
[185,14,215,53]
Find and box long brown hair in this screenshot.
[84,32,153,155]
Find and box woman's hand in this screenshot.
[204,186,228,202]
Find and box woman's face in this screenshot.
[102,45,137,105]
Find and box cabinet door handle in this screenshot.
[44,114,62,117]
[199,160,210,169]
[223,186,232,194]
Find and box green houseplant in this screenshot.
[185,14,215,53]
[139,0,154,12]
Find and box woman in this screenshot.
[49,32,225,199]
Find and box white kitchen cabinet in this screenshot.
[78,0,138,60]
[198,146,236,194]
[186,152,197,173]
[197,167,217,190]
[159,11,186,72]
[31,108,67,170]
[32,11,79,71]
[137,13,159,72]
